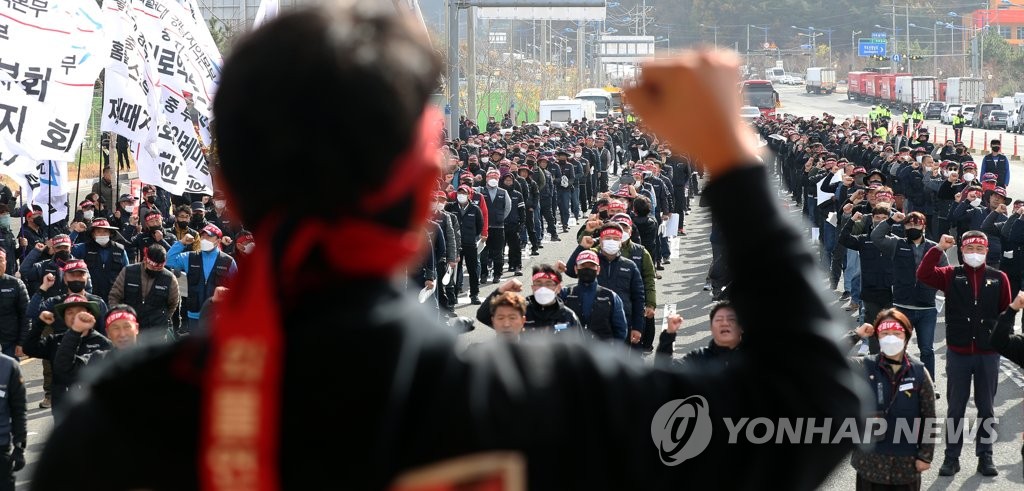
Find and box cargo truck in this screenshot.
[805,67,836,94]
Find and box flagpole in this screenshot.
[74,144,83,217]
[47,162,52,237]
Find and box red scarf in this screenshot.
[201,107,442,491]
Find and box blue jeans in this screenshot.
[897,307,937,380]
[659,234,670,260]
[845,249,861,304]
[0,343,14,358]
[533,199,543,240]
[571,184,581,217]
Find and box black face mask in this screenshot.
[577,268,598,284]
[32,216,44,227]
[144,267,162,277]
[177,220,189,229]
[146,196,156,204]
[992,146,1001,153]
[191,216,205,225]
[598,211,609,220]
[54,250,72,262]
[905,228,923,241]
[66,280,86,293]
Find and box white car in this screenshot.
[790,76,804,85]
[940,104,962,124]
[740,106,761,121]
[963,105,976,124]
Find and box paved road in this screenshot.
[778,83,1024,489]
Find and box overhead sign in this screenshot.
[858,39,887,57]
[598,35,655,63]
[892,53,902,63]
[871,32,888,39]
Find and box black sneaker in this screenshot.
[514,269,524,276]
[978,455,998,476]
[938,458,960,476]
[840,291,851,300]
[492,276,500,284]
[550,235,561,242]
[655,265,665,271]
[470,296,482,305]
[662,259,671,265]
[530,250,540,256]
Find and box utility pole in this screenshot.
[891,1,897,70]
[851,30,861,71]
[467,6,476,126]
[905,3,911,73]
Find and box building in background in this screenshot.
[964,0,1024,47]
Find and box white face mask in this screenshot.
[601,239,621,256]
[487,179,499,188]
[124,205,134,213]
[971,198,983,208]
[963,172,976,182]
[433,202,446,213]
[621,232,630,243]
[915,156,923,163]
[533,286,557,306]
[83,210,94,220]
[963,252,986,268]
[481,157,489,163]
[457,194,469,204]
[574,152,582,158]
[879,335,904,357]
[94,235,110,246]
[241,243,254,254]
[200,239,217,252]
[214,200,226,210]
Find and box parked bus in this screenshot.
[740,80,780,118]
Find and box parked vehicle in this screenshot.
[945,77,985,106]
[740,105,761,122]
[847,71,871,100]
[538,97,597,123]
[987,110,1009,130]
[1009,103,1024,133]
[941,104,963,124]
[765,66,787,84]
[895,76,937,112]
[923,100,945,120]
[973,103,1003,129]
[963,105,976,124]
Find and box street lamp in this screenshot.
[699,23,719,48]
[908,23,939,76]
[793,27,823,66]
[748,24,768,53]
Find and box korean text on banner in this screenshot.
[0,0,110,162]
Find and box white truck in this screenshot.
[945,77,985,106]
[895,76,936,111]
[573,88,613,119]
[804,67,836,94]
[538,97,597,124]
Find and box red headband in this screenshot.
[600,228,622,239]
[962,236,988,247]
[874,192,893,201]
[531,272,560,284]
[876,320,905,334]
[106,311,137,327]
[202,107,442,491]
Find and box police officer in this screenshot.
[952,110,966,142]
[560,250,628,341]
[479,168,511,283]
[165,224,237,334]
[0,250,27,358]
[108,244,180,342]
[0,346,26,491]
[69,218,128,302]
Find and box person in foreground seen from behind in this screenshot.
[32,4,865,490]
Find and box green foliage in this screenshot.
[980,32,1024,96]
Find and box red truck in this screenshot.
[847,71,871,101]
[864,73,880,102]
[877,73,911,104]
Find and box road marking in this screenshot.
[1000,358,1024,390]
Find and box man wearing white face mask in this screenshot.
[69,219,129,303]
[917,231,1010,477]
[479,169,511,284]
[474,266,580,334]
[566,223,646,345]
[165,224,237,334]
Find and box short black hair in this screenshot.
[632,195,652,217]
[146,244,167,264]
[175,205,192,217]
[709,300,734,321]
[213,4,441,227]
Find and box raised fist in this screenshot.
[666,314,683,334]
[40,273,55,291]
[70,311,96,333]
[38,311,55,325]
[580,236,596,249]
[181,234,196,245]
[892,212,905,223]
[498,279,523,293]
[937,234,956,251]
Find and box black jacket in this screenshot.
[475,289,581,333]
[656,331,742,369]
[32,166,866,491]
[0,275,28,345]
